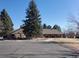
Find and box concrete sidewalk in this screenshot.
[34,38,79,43]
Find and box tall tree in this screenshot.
[22,0,42,38]
[0,9,13,35]
[43,23,47,29]
[68,15,79,32]
[47,25,52,29]
[53,24,61,32]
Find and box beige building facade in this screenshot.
[12,28,64,38]
[12,29,26,38]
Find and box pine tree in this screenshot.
[47,25,52,29]
[0,9,13,35]
[22,0,42,38]
[43,24,47,29]
[53,24,61,32]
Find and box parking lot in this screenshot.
[0,40,78,58]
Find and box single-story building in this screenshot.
[12,29,26,39]
[12,28,64,38]
[43,29,64,38]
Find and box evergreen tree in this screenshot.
[47,25,52,29]
[43,24,47,29]
[53,24,61,32]
[22,0,42,38]
[0,9,13,35]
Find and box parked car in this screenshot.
[0,36,3,40]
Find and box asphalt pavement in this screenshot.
[0,40,78,58]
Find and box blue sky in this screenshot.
[0,0,79,31]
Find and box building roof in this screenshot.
[43,29,63,35]
[13,28,63,35]
[12,28,24,34]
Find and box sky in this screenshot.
[0,0,79,31]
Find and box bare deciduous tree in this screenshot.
[68,15,79,31]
